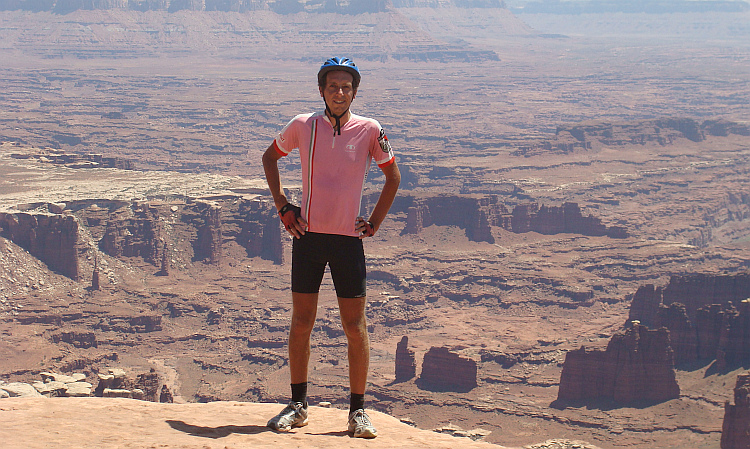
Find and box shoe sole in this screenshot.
[351,428,377,439]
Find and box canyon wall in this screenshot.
[0,206,82,280]
[2,192,624,280]
[629,274,750,370]
[557,324,680,405]
[0,196,283,281]
[398,194,627,242]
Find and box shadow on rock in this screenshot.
[166,420,269,438]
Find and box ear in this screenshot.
[319,86,325,98]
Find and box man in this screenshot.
[262,57,401,439]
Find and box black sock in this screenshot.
[291,382,307,406]
[350,393,365,413]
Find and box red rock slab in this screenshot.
[0,397,515,449]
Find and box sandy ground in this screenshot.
[0,397,513,449]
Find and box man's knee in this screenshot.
[291,312,316,334]
[341,315,367,337]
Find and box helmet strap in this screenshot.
[324,103,348,136]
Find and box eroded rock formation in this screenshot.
[395,336,416,382]
[99,202,165,265]
[187,200,222,264]
[629,274,750,369]
[510,202,627,238]
[418,346,477,392]
[397,193,627,242]
[0,196,283,281]
[721,371,750,449]
[557,323,680,405]
[0,207,82,279]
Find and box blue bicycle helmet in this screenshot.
[317,57,361,89]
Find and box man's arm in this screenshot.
[262,143,307,237]
[356,160,401,237]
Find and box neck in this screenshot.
[324,105,350,136]
[325,107,350,123]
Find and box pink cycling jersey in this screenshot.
[273,111,395,237]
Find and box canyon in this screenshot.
[1,2,750,449]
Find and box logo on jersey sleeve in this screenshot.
[377,129,393,157]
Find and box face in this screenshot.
[319,70,356,117]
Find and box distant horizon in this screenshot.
[511,0,750,14]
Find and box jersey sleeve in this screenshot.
[273,114,305,156]
[370,121,395,168]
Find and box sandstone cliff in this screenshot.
[418,346,477,392]
[0,196,283,281]
[0,206,82,280]
[557,323,680,405]
[628,273,750,370]
[397,193,627,242]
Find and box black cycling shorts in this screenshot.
[292,232,366,298]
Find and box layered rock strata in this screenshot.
[397,194,627,242]
[418,346,477,392]
[629,274,750,369]
[0,207,82,279]
[721,371,750,449]
[557,323,680,404]
[0,196,283,280]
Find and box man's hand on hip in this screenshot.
[279,203,307,238]
[356,217,375,239]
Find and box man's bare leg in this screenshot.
[267,292,319,431]
[337,296,369,394]
[338,296,377,438]
[290,292,319,384]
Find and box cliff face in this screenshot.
[557,324,680,405]
[99,202,165,265]
[186,200,223,264]
[398,194,627,242]
[721,371,750,449]
[418,346,477,392]
[0,196,282,281]
[628,274,750,370]
[510,202,627,238]
[0,207,82,280]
